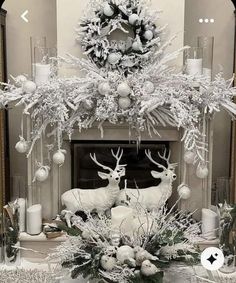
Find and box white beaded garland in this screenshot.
[100,255,117,271]
[98,82,111,95]
[15,138,28,153]
[129,14,139,25]
[118,97,131,109]
[117,82,131,97]
[103,3,114,17]
[53,150,65,165]
[144,30,154,41]
[107,52,122,65]
[196,165,209,179]
[177,184,191,200]
[184,151,195,165]
[116,245,135,264]
[34,167,49,182]
[143,81,155,94]
[22,80,37,94]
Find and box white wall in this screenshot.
[57,0,185,67]
[3,0,57,190]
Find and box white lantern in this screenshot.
[116,245,135,264]
[196,165,209,179]
[15,138,28,153]
[184,151,195,165]
[129,14,139,25]
[177,184,191,200]
[53,150,65,165]
[107,53,122,65]
[143,81,155,94]
[22,80,37,94]
[34,167,49,182]
[103,3,114,17]
[144,30,154,41]
[98,82,111,95]
[132,41,142,51]
[100,255,117,271]
[117,82,131,97]
[15,75,27,87]
[118,97,131,109]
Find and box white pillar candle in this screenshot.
[201,208,219,240]
[111,206,134,236]
[18,198,26,232]
[186,58,203,76]
[27,204,42,235]
[34,63,51,85]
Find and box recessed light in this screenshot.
[199,18,203,23]
[210,19,215,23]
[204,18,209,23]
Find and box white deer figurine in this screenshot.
[116,149,177,210]
[61,148,126,215]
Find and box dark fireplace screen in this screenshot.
[72,141,169,189]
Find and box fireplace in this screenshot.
[71,141,169,190]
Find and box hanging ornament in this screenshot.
[15,75,27,87]
[53,149,66,166]
[143,81,155,94]
[98,82,111,95]
[184,151,195,165]
[196,164,209,179]
[103,3,114,17]
[116,245,135,264]
[15,136,28,153]
[22,80,37,94]
[118,97,131,109]
[117,82,131,97]
[129,14,139,25]
[107,52,122,65]
[34,165,50,182]
[177,184,191,200]
[132,41,142,51]
[83,100,95,111]
[100,255,117,271]
[144,30,154,41]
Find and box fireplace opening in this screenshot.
[71,141,169,189]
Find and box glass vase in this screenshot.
[30,36,47,79]
[197,36,214,81]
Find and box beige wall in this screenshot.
[3,0,57,187]
[184,0,235,183]
[57,0,185,69]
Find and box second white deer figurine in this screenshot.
[61,148,126,215]
[116,149,177,210]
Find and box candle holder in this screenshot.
[30,36,46,79]
[198,36,214,81]
[184,47,203,77]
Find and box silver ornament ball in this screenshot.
[53,151,65,165]
[22,80,37,93]
[143,81,155,94]
[98,82,111,95]
[132,41,142,51]
[184,151,195,164]
[107,53,122,65]
[103,3,114,17]
[129,14,139,25]
[196,165,209,179]
[144,30,154,41]
[178,184,191,200]
[117,82,131,97]
[15,139,28,153]
[118,97,131,109]
[35,168,49,182]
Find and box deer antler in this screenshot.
[145,149,166,170]
[111,148,126,169]
[158,149,178,169]
[90,153,112,172]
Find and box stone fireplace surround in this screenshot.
[27,122,213,220]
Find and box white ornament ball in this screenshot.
[98,82,111,95]
[116,245,135,264]
[196,165,209,179]
[15,75,27,87]
[129,14,139,25]
[144,30,154,41]
[184,151,195,165]
[178,184,191,200]
[53,150,65,165]
[141,260,159,276]
[103,3,114,17]
[132,41,142,51]
[107,53,122,65]
[118,97,131,110]
[35,168,49,182]
[100,255,117,271]
[15,139,28,153]
[22,80,37,93]
[117,82,131,97]
[143,81,155,94]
